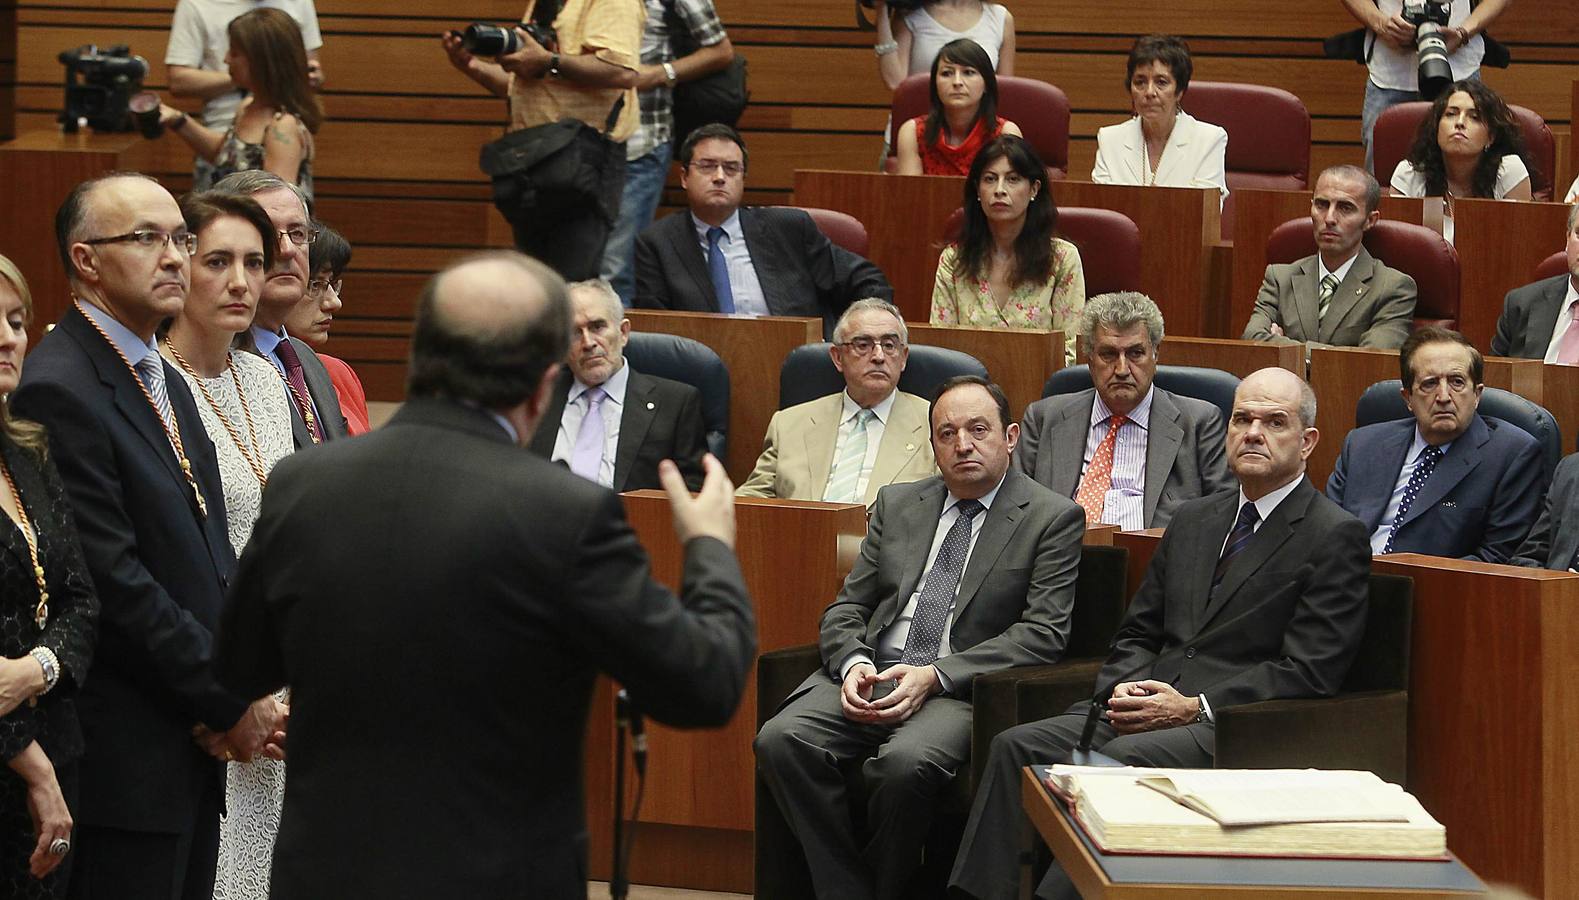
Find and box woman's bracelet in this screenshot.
[29,647,59,695]
[874,40,899,57]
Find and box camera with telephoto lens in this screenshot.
[454,22,557,57]
[1401,0,1454,100]
[57,44,149,133]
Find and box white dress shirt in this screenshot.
[1080,388,1154,531]
[823,389,897,503]
[1541,281,1579,363]
[1370,429,1455,554]
[691,210,769,316]
[1318,252,1359,297]
[550,362,631,488]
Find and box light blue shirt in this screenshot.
[79,300,158,368]
[691,210,769,317]
[1081,387,1155,531]
[250,324,322,423]
[550,363,632,488]
[1371,429,1456,555]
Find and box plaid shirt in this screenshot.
[625,0,727,160]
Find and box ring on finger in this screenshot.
[49,838,69,856]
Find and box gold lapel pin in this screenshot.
[646,402,655,410]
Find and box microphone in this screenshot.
[616,689,648,775]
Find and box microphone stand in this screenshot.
[611,690,648,900]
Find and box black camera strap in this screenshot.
[529,0,562,33]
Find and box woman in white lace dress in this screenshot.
[161,192,294,900]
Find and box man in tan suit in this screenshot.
[737,298,935,504]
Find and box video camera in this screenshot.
[57,44,149,133]
[1401,0,1454,100]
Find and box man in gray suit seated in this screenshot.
[754,376,1085,900]
[1242,165,1417,350]
[1017,292,1233,530]
[1489,202,1579,360]
[1511,451,1579,570]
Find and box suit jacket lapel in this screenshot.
[1199,481,1309,630]
[529,370,572,458]
[1293,257,1322,340]
[864,394,927,504]
[952,471,1029,622]
[1353,423,1414,530]
[613,373,656,492]
[0,440,39,569]
[739,208,785,316]
[804,394,842,500]
[1398,417,1487,528]
[671,214,719,312]
[1320,250,1374,343]
[1155,117,1192,185]
[1527,276,1570,356]
[292,338,345,439]
[1143,391,1184,525]
[1048,393,1092,497]
[891,480,949,621]
[1186,490,1240,635]
[1120,120,1144,183]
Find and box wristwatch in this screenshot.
[548,53,562,78]
[662,61,678,84]
[1193,695,1209,724]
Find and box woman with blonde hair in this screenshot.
[160,7,323,197]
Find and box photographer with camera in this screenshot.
[1340,0,1512,172]
[439,0,644,282]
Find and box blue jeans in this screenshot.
[600,141,673,307]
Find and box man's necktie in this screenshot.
[1555,302,1579,365]
[823,408,875,503]
[706,226,736,314]
[1382,445,1443,554]
[1317,273,1340,322]
[274,339,323,443]
[134,354,175,431]
[1212,501,1261,591]
[570,387,607,482]
[900,499,985,667]
[1074,414,1127,525]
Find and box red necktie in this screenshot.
[275,339,324,442]
[1075,415,1126,525]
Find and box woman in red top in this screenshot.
[895,38,1022,176]
[284,224,371,435]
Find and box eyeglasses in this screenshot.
[307,277,343,298]
[278,225,322,246]
[838,336,904,356]
[81,229,198,255]
[688,159,745,177]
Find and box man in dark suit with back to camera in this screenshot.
[15,172,286,900]
[1327,327,1543,562]
[634,123,892,335]
[213,251,755,899]
[755,375,1087,900]
[1241,165,1417,350]
[1017,292,1233,530]
[950,367,1372,900]
[1489,203,1579,360]
[529,277,707,490]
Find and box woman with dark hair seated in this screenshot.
[1389,80,1531,240]
[286,224,370,435]
[930,134,1085,364]
[895,38,1022,176]
[1091,33,1227,201]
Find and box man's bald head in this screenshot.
[407,251,571,409]
[1226,367,1319,499]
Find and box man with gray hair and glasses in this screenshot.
[738,298,935,505]
[1016,292,1232,530]
[212,170,347,446]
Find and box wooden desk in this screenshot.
[1157,336,1303,379]
[1228,190,1425,343]
[905,323,1064,420]
[625,310,822,485]
[0,130,164,338]
[792,171,1221,338]
[1021,769,1484,899]
[588,493,868,891]
[1306,346,1544,490]
[1454,198,1575,352]
[1541,362,1579,454]
[1084,524,1119,546]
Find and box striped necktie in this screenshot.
[1212,501,1261,591]
[823,408,875,503]
[134,354,175,431]
[1317,273,1340,321]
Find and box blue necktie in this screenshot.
[1383,445,1443,554]
[900,499,986,666]
[1212,501,1261,592]
[706,226,736,314]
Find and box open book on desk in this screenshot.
[1041,766,1447,860]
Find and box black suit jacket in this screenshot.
[1326,415,1544,563]
[1511,451,1579,570]
[13,305,243,834]
[529,367,707,492]
[1099,480,1371,712]
[1490,274,1573,359]
[213,398,756,899]
[242,330,350,448]
[633,206,893,336]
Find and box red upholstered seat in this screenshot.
[779,206,870,257]
[1183,81,1311,231]
[1532,250,1567,282]
[1372,101,1555,201]
[885,73,1070,180]
[940,206,1141,298]
[1265,218,1460,331]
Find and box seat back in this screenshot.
[886,73,1070,180]
[1043,364,1240,424]
[1355,379,1562,479]
[777,342,988,410]
[1265,217,1460,330]
[939,206,1142,299]
[624,332,730,459]
[1185,80,1311,231]
[1344,574,1414,693]
[779,206,870,258]
[1532,250,1568,282]
[1372,100,1555,200]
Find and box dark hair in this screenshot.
[228,7,324,133]
[955,135,1056,288]
[677,123,749,171]
[211,170,313,216]
[1125,34,1193,97]
[924,39,999,149]
[1318,164,1383,214]
[177,191,276,272]
[930,374,1012,431]
[0,256,49,460]
[1404,80,1527,200]
[1399,326,1483,391]
[54,171,160,272]
[309,222,352,278]
[406,252,571,408]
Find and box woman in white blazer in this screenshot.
[1091,34,1228,201]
